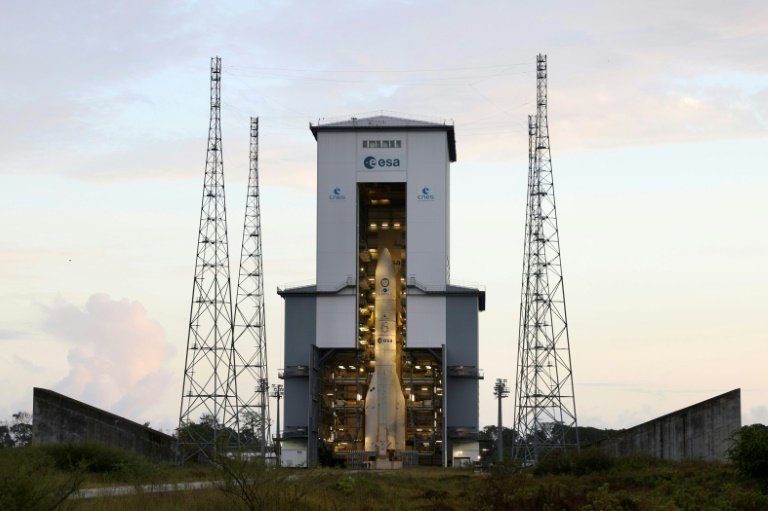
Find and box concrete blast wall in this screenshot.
[594,389,741,461]
[32,387,175,462]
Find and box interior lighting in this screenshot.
[394,222,401,229]
[425,365,432,370]
[338,365,345,370]
[415,365,421,369]
[381,222,389,229]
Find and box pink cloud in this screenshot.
[42,294,175,421]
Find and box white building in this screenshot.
[278,115,484,468]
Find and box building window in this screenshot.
[362,139,402,149]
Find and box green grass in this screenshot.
[2,445,767,510]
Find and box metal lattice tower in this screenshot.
[178,56,239,462]
[232,117,272,458]
[513,54,579,464]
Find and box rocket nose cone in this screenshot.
[380,248,392,264]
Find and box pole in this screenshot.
[497,389,503,463]
[271,384,283,467]
[494,378,509,463]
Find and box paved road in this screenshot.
[73,480,218,499]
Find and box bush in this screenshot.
[0,447,82,511]
[40,441,158,479]
[217,456,317,510]
[729,424,768,482]
[533,448,614,476]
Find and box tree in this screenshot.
[0,424,13,448]
[10,412,32,447]
[729,424,768,483]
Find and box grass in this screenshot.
[2,445,767,510]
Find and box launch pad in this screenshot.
[279,115,484,468]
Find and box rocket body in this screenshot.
[364,248,406,456]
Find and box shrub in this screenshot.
[729,424,768,483]
[40,441,158,479]
[217,455,317,510]
[533,448,614,476]
[0,447,82,511]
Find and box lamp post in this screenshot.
[493,379,510,463]
[271,384,284,467]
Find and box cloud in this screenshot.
[747,406,768,426]
[0,329,27,341]
[42,294,175,420]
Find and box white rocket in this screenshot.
[364,248,406,456]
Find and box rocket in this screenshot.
[364,248,406,456]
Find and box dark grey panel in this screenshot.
[284,295,316,366]
[283,378,309,428]
[445,295,478,365]
[445,378,479,430]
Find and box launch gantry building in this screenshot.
[278,116,485,468]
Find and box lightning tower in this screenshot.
[178,56,239,462]
[232,117,272,458]
[513,54,579,463]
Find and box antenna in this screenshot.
[178,56,239,463]
[513,54,579,464]
[233,117,272,458]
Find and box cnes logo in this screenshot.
[417,186,435,201]
[364,156,401,170]
[329,187,346,200]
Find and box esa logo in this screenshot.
[417,186,435,201]
[364,156,401,170]
[329,187,345,200]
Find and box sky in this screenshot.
[1,1,766,435]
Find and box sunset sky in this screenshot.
[1,1,766,434]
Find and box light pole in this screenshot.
[493,379,510,463]
[271,384,284,467]
[258,378,269,459]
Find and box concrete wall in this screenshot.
[594,389,741,461]
[32,387,175,462]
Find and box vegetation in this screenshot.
[2,435,768,510]
[0,411,33,448]
[0,445,83,511]
[729,424,768,487]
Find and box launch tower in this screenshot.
[178,57,239,462]
[513,55,579,463]
[279,115,485,468]
[232,118,272,457]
